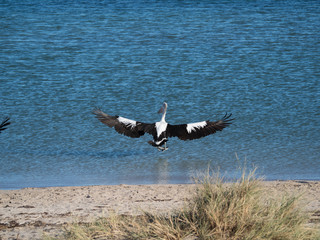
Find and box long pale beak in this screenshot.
[158,106,164,114]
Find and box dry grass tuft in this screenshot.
[51,169,319,240]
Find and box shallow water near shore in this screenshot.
[1,1,319,189]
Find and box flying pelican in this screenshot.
[0,117,10,133]
[93,102,233,151]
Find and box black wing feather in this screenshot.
[92,108,155,138]
[167,113,233,140]
[0,117,10,133]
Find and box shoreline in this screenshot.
[2,178,320,191]
[0,180,319,239]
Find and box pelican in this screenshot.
[93,102,233,151]
[0,117,10,133]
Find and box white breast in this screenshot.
[186,121,207,133]
[155,121,168,137]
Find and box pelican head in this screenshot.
[158,102,168,114]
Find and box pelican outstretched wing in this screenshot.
[93,108,155,138]
[0,117,10,133]
[167,113,233,140]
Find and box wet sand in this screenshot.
[0,181,319,239]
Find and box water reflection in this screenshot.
[155,157,169,184]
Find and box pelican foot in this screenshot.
[157,146,168,152]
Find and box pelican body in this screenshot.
[93,102,233,151]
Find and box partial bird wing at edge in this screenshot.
[167,113,234,140]
[0,117,10,133]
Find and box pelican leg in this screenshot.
[157,143,168,152]
[157,144,168,152]
[164,142,168,151]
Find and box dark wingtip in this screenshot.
[222,112,234,124]
[0,117,11,132]
[92,107,102,116]
[3,117,10,124]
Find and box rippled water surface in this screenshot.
[1,1,319,189]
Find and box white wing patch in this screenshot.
[118,116,137,129]
[186,121,207,133]
[156,121,168,137]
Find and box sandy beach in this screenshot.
[0,181,319,240]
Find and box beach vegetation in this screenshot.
[49,169,319,240]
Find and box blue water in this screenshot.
[1,1,319,189]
